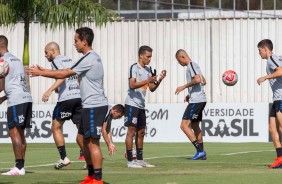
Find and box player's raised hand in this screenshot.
[26,65,41,77]
[147,76,157,83]
[159,70,167,80]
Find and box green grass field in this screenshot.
[0,142,281,184]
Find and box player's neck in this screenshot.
[82,47,92,55]
[0,49,8,57]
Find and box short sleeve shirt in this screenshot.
[186,61,207,103]
[266,54,282,101]
[125,62,152,109]
[71,51,108,108]
[51,55,81,102]
[2,52,32,107]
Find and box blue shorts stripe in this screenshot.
[13,106,18,123]
[90,108,95,135]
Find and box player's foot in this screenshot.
[200,155,207,160]
[136,160,155,167]
[90,179,104,184]
[54,157,71,169]
[127,161,143,168]
[268,156,282,168]
[80,175,94,184]
[192,150,206,160]
[79,155,85,160]
[2,167,25,175]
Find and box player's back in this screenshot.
[2,52,32,107]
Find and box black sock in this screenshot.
[276,148,282,157]
[199,142,204,150]
[93,168,102,181]
[87,165,94,176]
[15,159,24,170]
[136,148,143,160]
[192,140,203,152]
[80,149,83,157]
[57,145,67,160]
[126,150,133,161]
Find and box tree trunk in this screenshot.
[23,20,31,91]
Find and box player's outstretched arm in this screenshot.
[149,70,167,92]
[42,79,65,102]
[26,65,76,79]
[102,122,116,156]
[175,74,201,95]
[257,67,282,85]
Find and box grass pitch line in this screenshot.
[0,161,85,170]
[145,155,193,160]
[222,150,273,156]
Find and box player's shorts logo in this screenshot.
[18,115,25,124]
[192,114,198,119]
[96,126,102,135]
[60,112,72,119]
[132,117,137,124]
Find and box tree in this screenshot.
[0,0,116,66]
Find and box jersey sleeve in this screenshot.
[71,53,93,75]
[128,64,137,79]
[269,56,281,70]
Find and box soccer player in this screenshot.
[175,49,207,160]
[257,39,282,168]
[124,45,166,168]
[27,27,108,184]
[41,42,84,169]
[0,35,33,175]
[102,104,124,156]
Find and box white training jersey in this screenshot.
[71,50,108,108]
[266,54,282,101]
[125,62,152,109]
[51,55,81,102]
[2,52,32,107]
[186,61,207,103]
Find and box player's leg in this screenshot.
[2,102,32,175]
[181,103,205,160]
[124,105,142,168]
[191,121,206,160]
[268,101,282,168]
[72,100,84,161]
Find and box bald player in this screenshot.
[42,42,84,169]
[175,49,207,160]
[0,35,32,175]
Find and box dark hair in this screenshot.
[0,35,8,48]
[75,27,94,46]
[257,39,273,51]
[112,104,125,116]
[138,45,153,57]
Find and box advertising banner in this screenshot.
[0,103,269,143]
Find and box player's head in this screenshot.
[257,39,273,59]
[111,104,125,120]
[0,35,8,56]
[44,42,60,62]
[138,46,153,65]
[175,49,190,66]
[74,27,94,53]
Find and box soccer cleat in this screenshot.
[127,161,143,168]
[90,179,104,184]
[79,155,85,160]
[268,156,282,168]
[80,175,94,184]
[2,167,25,175]
[192,150,206,160]
[136,160,155,167]
[200,155,207,160]
[54,157,71,169]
